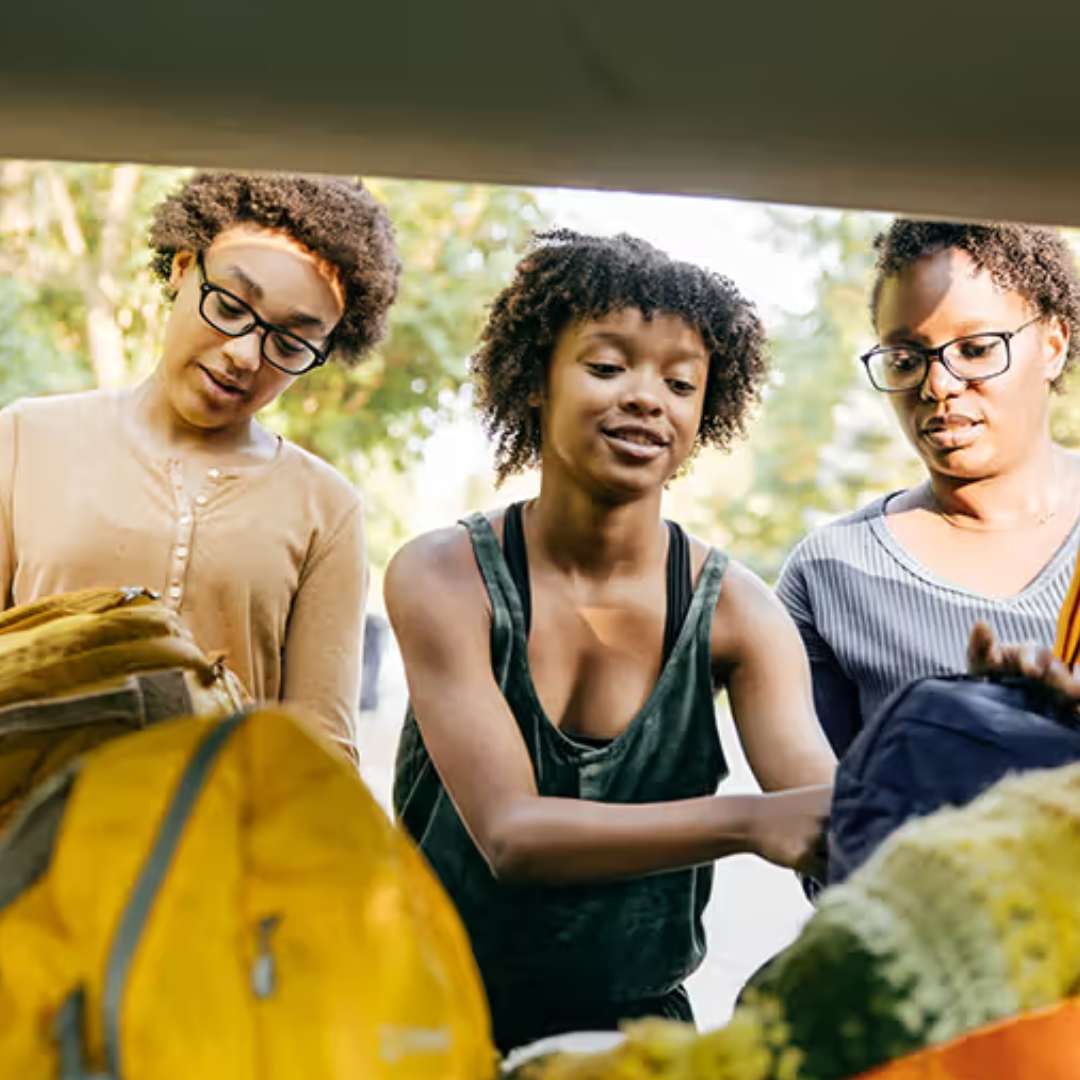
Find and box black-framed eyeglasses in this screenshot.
[860,315,1043,394]
[195,251,333,376]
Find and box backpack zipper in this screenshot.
[251,915,282,999]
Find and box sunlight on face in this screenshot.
[160,227,344,432]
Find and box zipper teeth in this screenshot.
[250,912,279,1080]
[252,915,281,999]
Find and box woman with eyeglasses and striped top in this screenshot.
[777,221,1080,759]
[0,171,401,761]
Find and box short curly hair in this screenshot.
[149,170,401,365]
[471,229,769,483]
[871,220,1080,390]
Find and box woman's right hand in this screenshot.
[968,619,1080,711]
[743,785,833,880]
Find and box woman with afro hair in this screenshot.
[389,230,836,1053]
[777,221,1080,759]
[0,170,400,761]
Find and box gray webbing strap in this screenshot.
[55,988,111,1079]
[101,711,250,1077]
[0,671,193,738]
[0,766,78,915]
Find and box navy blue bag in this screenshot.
[827,675,1080,886]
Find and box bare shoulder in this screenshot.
[385,523,491,624]
[388,523,475,577]
[709,556,799,666]
[674,529,786,650]
[680,530,770,610]
[714,557,783,618]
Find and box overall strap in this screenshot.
[663,520,693,666]
[502,504,693,666]
[502,501,532,636]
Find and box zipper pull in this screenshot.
[251,915,281,999]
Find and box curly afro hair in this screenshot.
[471,228,769,484]
[871,220,1080,390]
[149,171,400,365]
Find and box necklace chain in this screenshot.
[932,489,1059,534]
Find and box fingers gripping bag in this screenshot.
[829,674,1080,884]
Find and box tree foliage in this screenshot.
[266,180,544,471]
[0,161,181,392]
[0,276,86,402]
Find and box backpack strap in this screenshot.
[101,710,252,1078]
[48,711,252,1079]
[0,671,194,740]
[0,765,79,915]
[1056,550,1080,666]
[55,988,109,1080]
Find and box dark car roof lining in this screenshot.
[1,0,1075,225]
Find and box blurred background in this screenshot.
[5,160,1080,1027]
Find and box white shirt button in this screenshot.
[208,468,221,480]
[175,546,188,560]
[169,584,182,599]
[195,495,208,506]
[179,515,192,527]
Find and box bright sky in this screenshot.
[540,187,825,318]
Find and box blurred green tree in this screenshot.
[0,161,178,392]
[677,210,922,581]
[266,179,543,466]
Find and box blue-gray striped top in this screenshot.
[775,492,1080,757]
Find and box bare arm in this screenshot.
[281,498,367,764]
[387,530,818,885]
[710,561,838,873]
[714,561,837,788]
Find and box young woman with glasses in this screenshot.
[0,171,400,760]
[777,221,1080,757]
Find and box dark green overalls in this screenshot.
[394,506,729,1053]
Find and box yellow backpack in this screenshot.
[0,707,496,1080]
[0,587,246,831]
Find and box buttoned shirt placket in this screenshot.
[164,462,223,612]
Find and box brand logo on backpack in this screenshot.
[379,1025,453,1063]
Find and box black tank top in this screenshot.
[502,501,694,667]
[502,501,694,749]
